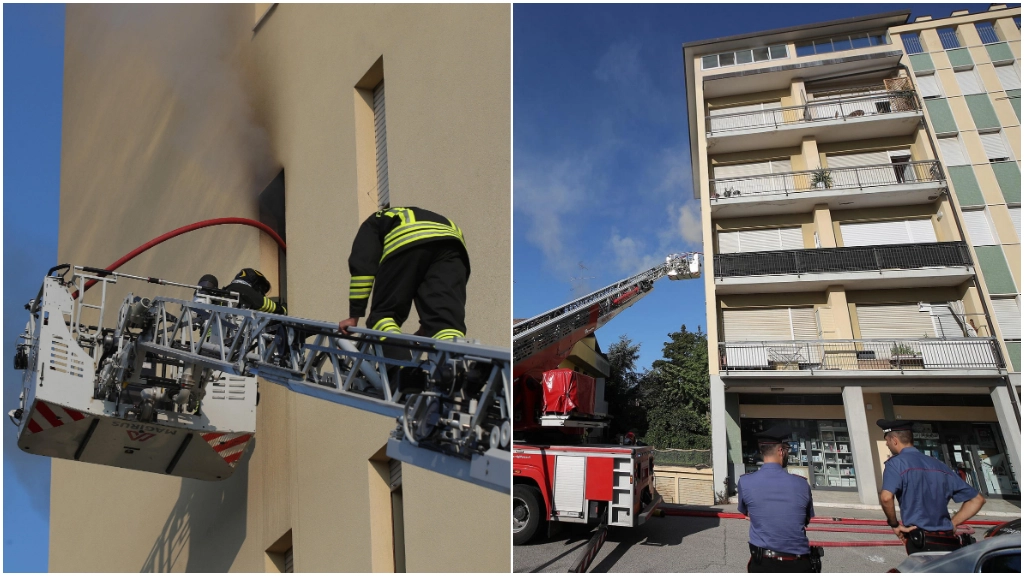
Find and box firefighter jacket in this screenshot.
[348,206,469,318]
[224,280,287,315]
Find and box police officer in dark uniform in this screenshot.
[338,207,469,341]
[877,419,986,555]
[738,424,821,573]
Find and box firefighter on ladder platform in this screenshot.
[338,207,470,341]
[224,268,287,314]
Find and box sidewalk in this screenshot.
[718,490,1021,518]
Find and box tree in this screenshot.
[603,335,647,440]
[640,325,711,449]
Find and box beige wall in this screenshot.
[52,4,510,572]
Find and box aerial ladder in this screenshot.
[511,252,701,570]
[10,263,510,493]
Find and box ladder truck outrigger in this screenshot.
[512,252,702,568]
[10,264,510,493]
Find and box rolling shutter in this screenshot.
[962,210,996,245]
[714,161,771,195]
[955,69,984,95]
[995,64,1021,91]
[979,132,1011,162]
[790,308,819,340]
[714,161,771,179]
[389,459,402,490]
[990,298,1022,340]
[937,136,968,166]
[840,219,936,246]
[917,74,942,98]
[826,150,891,168]
[1008,207,1021,240]
[719,227,804,253]
[857,304,936,339]
[373,81,390,209]
[929,302,968,338]
[721,308,794,341]
[709,102,780,131]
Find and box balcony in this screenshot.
[713,242,974,294]
[705,90,922,154]
[709,161,945,218]
[719,338,1005,378]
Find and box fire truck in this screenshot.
[512,253,702,551]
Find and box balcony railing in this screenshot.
[707,90,919,134]
[714,242,972,279]
[719,338,1004,372]
[711,161,943,200]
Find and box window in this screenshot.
[902,33,924,55]
[990,299,1022,340]
[702,44,788,69]
[1009,206,1021,240]
[916,73,943,98]
[954,68,984,95]
[937,27,961,50]
[995,63,1021,91]
[975,22,1001,44]
[373,80,390,210]
[797,32,889,57]
[839,219,937,247]
[962,209,997,245]
[937,135,968,166]
[979,131,1012,162]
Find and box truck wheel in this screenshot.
[513,484,543,545]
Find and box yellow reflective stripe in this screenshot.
[432,329,465,341]
[381,229,465,261]
[352,275,374,281]
[384,207,415,225]
[372,318,402,333]
[349,288,372,295]
[383,222,455,244]
[350,281,373,287]
[349,294,370,300]
[260,297,276,312]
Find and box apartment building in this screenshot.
[683,6,1020,506]
[52,4,510,571]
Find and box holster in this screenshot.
[749,544,764,565]
[809,546,824,573]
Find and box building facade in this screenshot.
[52,4,510,571]
[684,5,1021,506]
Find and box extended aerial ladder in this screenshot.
[513,252,702,382]
[11,264,509,492]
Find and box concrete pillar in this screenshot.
[842,386,880,505]
[991,384,1022,486]
[813,204,837,248]
[825,287,854,339]
[725,392,743,494]
[801,137,821,170]
[711,375,729,503]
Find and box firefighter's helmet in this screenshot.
[234,268,271,295]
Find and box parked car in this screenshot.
[889,523,1020,573]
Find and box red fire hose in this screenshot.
[73,218,286,297]
[658,507,997,548]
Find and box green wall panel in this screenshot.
[948,166,986,206]
[991,161,1021,204]
[1004,341,1021,372]
[925,98,958,134]
[965,94,1001,130]
[909,53,935,72]
[985,42,1015,63]
[974,245,1018,295]
[1008,89,1021,120]
[946,48,974,68]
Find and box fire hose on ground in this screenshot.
[657,507,1000,548]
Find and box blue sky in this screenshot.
[512,3,995,370]
[3,3,65,572]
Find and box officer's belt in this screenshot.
[750,544,809,561]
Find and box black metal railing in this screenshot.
[719,338,1004,372]
[711,161,943,200]
[707,90,920,134]
[714,242,972,278]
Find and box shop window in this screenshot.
[740,418,857,491]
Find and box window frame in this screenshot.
[702,44,789,70]
[902,32,924,55]
[975,21,1001,45]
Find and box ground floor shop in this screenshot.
[715,386,1022,504]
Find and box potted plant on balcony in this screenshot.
[890,342,924,369]
[811,168,833,189]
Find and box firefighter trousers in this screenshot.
[365,240,468,340]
